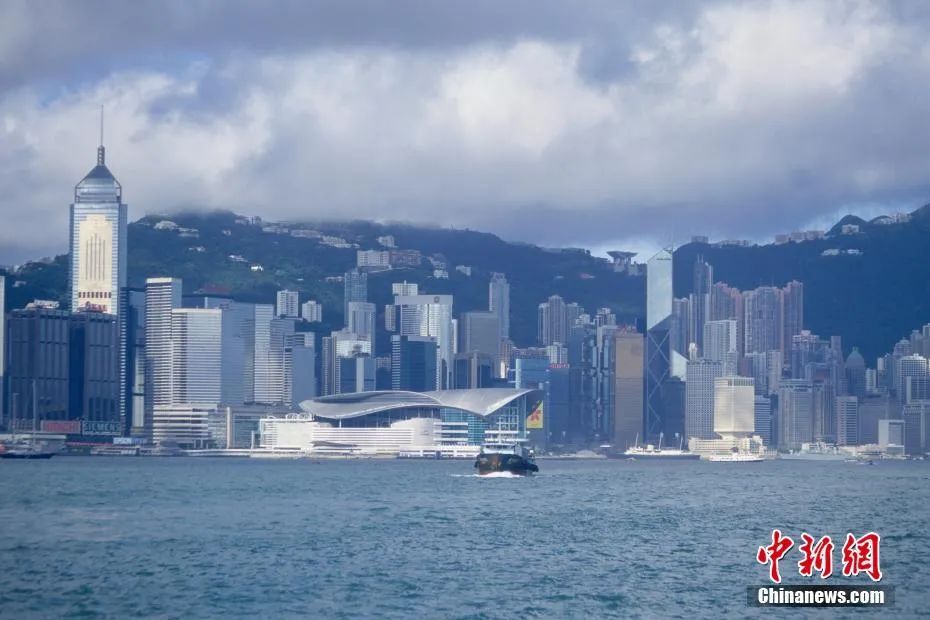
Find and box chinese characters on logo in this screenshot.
[757,530,882,583]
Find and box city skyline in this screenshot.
[2,5,927,617]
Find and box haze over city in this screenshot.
[4,0,930,262]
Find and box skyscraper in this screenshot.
[168,308,243,405]
[743,286,782,355]
[845,348,867,399]
[347,301,377,342]
[489,272,510,342]
[646,249,682,439]
[276,289,299,318]
[255,314,297,404]
[143,277,182,436]
[612,330,644,450]
[460,311,500,358]
[896,354,929,400]
[6,307,120,438]
[284,333,316,406]
[690,256,713,352]
[703,319,738,375]
[391,335,437,391]
[753,395,773,446]
[396,294,453,388]
[70,129,127,317]
[69,126,129,424]
[782,280,804,356]
[343,269,368,322]
[685,359,722,440]
[778,379,814,450]
[537,295,567,345]
[713,376,754,439]
[670,297,690,358]
[835,396,859,447]
[322,329,372,395]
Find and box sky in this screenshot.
[3,0,930,263]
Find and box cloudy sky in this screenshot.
[2,0,930,263]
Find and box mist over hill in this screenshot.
[4,205,930,361]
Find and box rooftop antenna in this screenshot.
[97,105,105,165]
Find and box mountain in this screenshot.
[674,204,930,362]
[4,205,930,361]
[2,211,643,348]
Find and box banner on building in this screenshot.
[81,420,121,436]
[40,420,82,434]
[526,401,544,429]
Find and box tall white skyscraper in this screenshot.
[685,359,722,440]
[396,294,454,388]
[70,133,128,317]
[276,289,299,318]
[714,376,755,438]
[489,272,510,341]
[70,127,129,424]
[168,308,243,405]
[254,306,297,404]
[143,277,183,435]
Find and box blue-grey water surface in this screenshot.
[0,457,927,619]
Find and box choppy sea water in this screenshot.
[0,457,927,619]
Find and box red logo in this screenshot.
[798,533,834,579]
[841,532,882,582]
[759,530,882,583]
[756,529,794,584]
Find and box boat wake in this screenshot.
[451,472,524,479]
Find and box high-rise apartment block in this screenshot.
[489,273,510,341]
[276,289,299,318]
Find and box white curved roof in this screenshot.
[298,388,539,421]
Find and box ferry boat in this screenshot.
[621,433,700,460]
[0,440,56,460]
[708,452,764,463]
[475,443,538,476]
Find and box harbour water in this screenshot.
[0,457,927,618]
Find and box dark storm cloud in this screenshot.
[0,0,692,90]
[3,1,930,262]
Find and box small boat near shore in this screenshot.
[618,433,700,461]
[0,441,56,459]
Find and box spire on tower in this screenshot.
[97,105,105,165]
